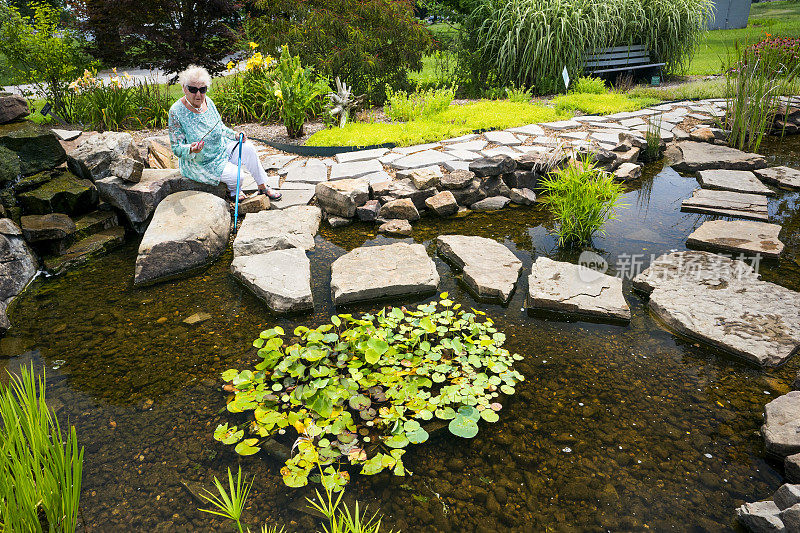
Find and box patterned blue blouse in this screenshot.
[168,97,237,185]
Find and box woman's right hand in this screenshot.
[190,141,205,154]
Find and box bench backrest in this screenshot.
[584,45,653,69]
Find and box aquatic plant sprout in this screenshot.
[215,294,524,489]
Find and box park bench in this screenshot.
[583,44,665,78]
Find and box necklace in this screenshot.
[184,96,203,113]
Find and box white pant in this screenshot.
[220,140,270,197]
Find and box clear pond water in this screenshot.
[3,136,800,532]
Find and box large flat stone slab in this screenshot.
[335,148,389,164]
[233,205,321,257]
[763,392,800,458]
[635,252,800,367]
[96,169,226,232]
[230,249,313,313]
[391,150,456,170]
[687,220,784,258]
[755,166,800,189]
[632,250,759,294]
[269,188,315,209]
[681,188,769,221]
[329,160,383,181]
[697,169,775,195]
[436,235,522,302]
[665,141,767,172]
[284,165,327,184]
[134,191,230,285]
[526,257,630,322]
[330,243,439,305]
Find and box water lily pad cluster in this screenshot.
[214,294,524,489]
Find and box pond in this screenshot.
[3,135,800,532]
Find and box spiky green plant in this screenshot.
[0,365,84,533]
[463,0,713,94]
[199,467,254,533]
[643,116,663,161]
[540,158,627,245]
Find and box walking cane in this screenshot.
[233,132,245,232]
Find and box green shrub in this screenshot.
[0,1,95,121]
[0,365,84,532]
[462,0,713,94]
[246,0,432,105]
[540,159,626,245]
[307,100,567,146]
[505,84,534,102]
[571,76,607,94]
[553,92,659,115]
[385,85,456,121]
[273,46,331,138]
[214,295,524,489]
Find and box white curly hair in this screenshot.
[178,65,212,89]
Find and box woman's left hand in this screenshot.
[237,131,247,142]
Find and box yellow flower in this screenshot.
[226,61,234,70]
[274,88,283,99]
[112,67,117,74]
[249,41,259,49]
[123,72,131,79]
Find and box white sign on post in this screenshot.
[562,66,570,90]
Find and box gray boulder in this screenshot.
[436,235,522,302]
[0,145,20,186]
[469,156,516,178]
[425,191,459,217]
[356,200,380,222]
[736,501,786,533]
[0,219,37,335]
[763,392,800,458]
[134,191,230,285]
[67,131,143,182]
[17,171,97,216]
[0,124,66,176]
[471,196,510,211]
[781,503,800,532]
[440,170,475,190]
[233,205,321,257]
[786,454,800,483]
[330,243,439,304]
[378,219,412,236]
[95,169,227,232]
[613,163,642,181]
[378,198,420,221]
[315,178,369,218]
[0,93,29,124]
[230,249,313,313]
[109,156,144,184]
[510,188,536,205]
[20,213,76,242]
[370,178,436,210]
[774,484,800,510]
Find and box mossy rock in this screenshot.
[13,169,55,194]
[0,123,66,176]
[17,171,98,216]
[0,145,20,186]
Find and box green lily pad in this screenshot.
[448,415,479,438]
[480,410,500,423]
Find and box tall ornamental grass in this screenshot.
[463,0,712,94]
[0,365,84,532]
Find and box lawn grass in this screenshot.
[554,92,660,115]
[307,100,570,147]
[687,0,800,75]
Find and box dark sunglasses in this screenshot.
[186,85,207,94]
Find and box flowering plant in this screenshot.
[746,35,800,71]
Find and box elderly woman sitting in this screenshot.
[168,65,281,201]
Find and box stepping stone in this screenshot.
[508,124,545,136]
[697,169,775,195]
[763,392,800,457]
[572,115,608,123]
[436,235,522,302]
[665,141,767,172]
[481,147,521,158]
[619,117,646,128]
[532,136,561,146]
[334,148,389,164]
[526,257,630,322]
[391,150,456,170]
[284,164,327,184]
[261,154,296,170]
[278,180,316,191]
[393,143,441,155]
[754,166,800,189]
[441,134,479,144]
[631,250,759,294]
[540,119,581,130]
[230,248,313,313]
[634,251,800,367]
[44,226,125,275]
[687,220,784,258]
[330,243,439,305]
[330,159,383,180]
[134,191,230,285]
[445,149,481,161]
[590,131,622,145]
[361,171,392,184]
[484,131,522,146]
[446,140,488,152]
[681,189,769,220]
[233,205,321,257]
[269,188,315,209]
[444,160,471,172]
[379,152,403,165]
[561,131,588,140]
